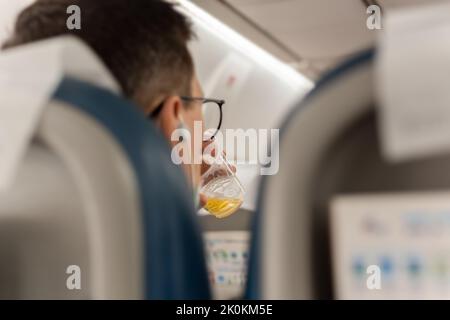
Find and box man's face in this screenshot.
[151,74,206,199]
[180,75,204,138]
[179,75,205,191]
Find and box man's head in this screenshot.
[3,0,206,193]
[3,0,195,114]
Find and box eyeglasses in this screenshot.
[149,96,225,141]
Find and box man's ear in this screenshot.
[156,96,183,145]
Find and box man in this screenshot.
[3,0,216,206]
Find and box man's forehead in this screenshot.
[192,75,204,96]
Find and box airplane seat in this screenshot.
[246,47,450,299]
[245,50,375,300]
[53,77,211,300]
[0,44,210,298]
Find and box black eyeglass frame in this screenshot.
[149,96,225,141]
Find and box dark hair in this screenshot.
[2,0,195,112]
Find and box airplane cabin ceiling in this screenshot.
[191,0,447,79]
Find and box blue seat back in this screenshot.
[53,77,211,299]
[245,51,374,299]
